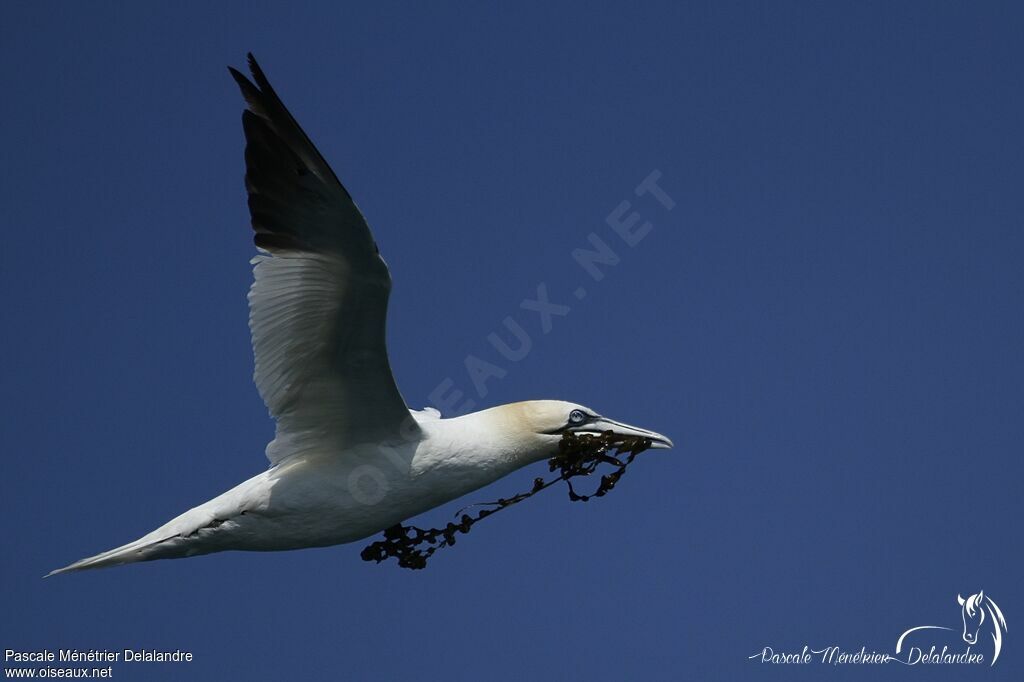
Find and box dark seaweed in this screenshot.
[360,431,652,570]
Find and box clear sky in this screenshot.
[2,2,1022,680]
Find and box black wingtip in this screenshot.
[247,53,261,79]
[228,53,263,93]
[227,65,247,85]
[228,65,262,111]
[246,53,273,93]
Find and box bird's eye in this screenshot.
[568,409,587,425]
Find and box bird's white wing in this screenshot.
[230,55,417,464]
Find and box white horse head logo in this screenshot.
[958,591,1007,663]
[896,590,1008,666]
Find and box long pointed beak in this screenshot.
[576,417,674,449]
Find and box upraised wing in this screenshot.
[229,54,417,464]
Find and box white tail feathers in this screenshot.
[45,535,169,577]
[47,468,273,577]
[45,502,224,577]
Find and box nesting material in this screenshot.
[360,431,654,570]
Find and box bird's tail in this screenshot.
[47,472,266,577]
[45,534,172,577]
[46,503,223,577]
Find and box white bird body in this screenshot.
[49,56,671,577]
[52,403,593,573]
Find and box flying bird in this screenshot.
[49,55,672,576]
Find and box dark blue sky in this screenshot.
[2,2,1022,680]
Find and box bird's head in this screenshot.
[503,400,674,456]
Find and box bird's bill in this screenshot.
[573,417,674,449]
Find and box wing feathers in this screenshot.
[230,54,417,462]
[230,57,378,260]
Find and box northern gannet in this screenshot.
[49,55,672,576]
